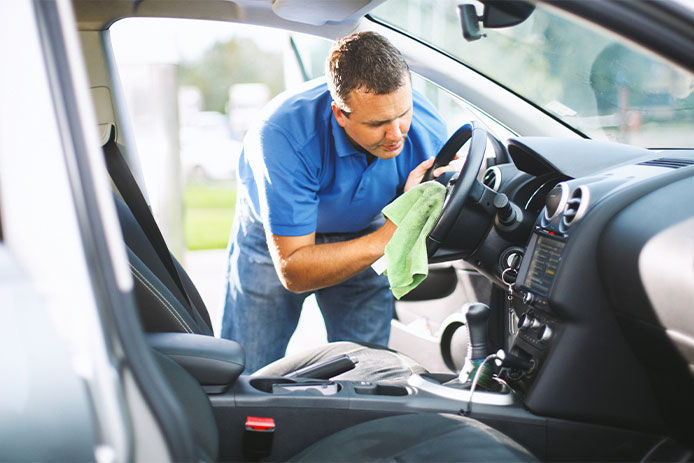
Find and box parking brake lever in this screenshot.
[285,354,358,380]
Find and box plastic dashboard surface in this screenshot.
[500,142,694,435]
[507,137,653,177]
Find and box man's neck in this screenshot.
[345,133,377,165]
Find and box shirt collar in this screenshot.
[330,113,364,158]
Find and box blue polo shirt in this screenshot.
[237,79,447,236]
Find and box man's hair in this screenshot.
[326,31,410,114]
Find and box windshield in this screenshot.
[372,0,694,148]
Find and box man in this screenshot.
[221,31,450,372]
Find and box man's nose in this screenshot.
[385,121,402,141]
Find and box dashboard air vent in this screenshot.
[638,158,694,169]
[562,185,589,227]
[482,166,501,191]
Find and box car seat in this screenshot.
[103,126,427,381]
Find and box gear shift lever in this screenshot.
[466,303,490,361]
[458,303,497,390]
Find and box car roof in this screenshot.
[73,0,386,35]
[73,0,694,75]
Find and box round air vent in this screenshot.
[562,185,590,227]
[482,166,501,191]
[544,182,570,222]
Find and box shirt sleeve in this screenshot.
[246,121,320,236]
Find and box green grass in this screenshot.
[184,183,236,250]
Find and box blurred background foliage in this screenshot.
[179,37,285,114]
[178,36,288,250]
[184,183,237,250]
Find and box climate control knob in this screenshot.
[538,325,553,342]
[522,292,535,305]
[518,313,541,330]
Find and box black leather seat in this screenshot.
[290,412,537,462]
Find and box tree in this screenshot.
[179,37,285,113]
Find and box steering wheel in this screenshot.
[425,121,487,256]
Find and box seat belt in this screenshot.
[102,126,212,330]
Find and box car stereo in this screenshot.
[516,230,565,301]
[504,229,565,395]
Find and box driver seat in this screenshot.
[103,126,427,381]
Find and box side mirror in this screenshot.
[458,1,535,42]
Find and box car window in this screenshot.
[288,33,332,82]
[371,0,694,148]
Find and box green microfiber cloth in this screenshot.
[382,181,446,299]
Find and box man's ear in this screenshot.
[331,102,347,128]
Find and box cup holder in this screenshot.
[374,384,409,396]
[250,377,410,397]
[250,377,296,393]
[354,383,410,396]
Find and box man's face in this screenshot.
[332,77,413,160]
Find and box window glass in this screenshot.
[110,19,294,335]
[372,0,694,148]
[289,33,514,143]
[289,33,332,81]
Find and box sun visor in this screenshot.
[271,0,377,25]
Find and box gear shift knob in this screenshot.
[466,303,490,360]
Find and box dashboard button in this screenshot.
[538,325,553,342]
[522,292,535,304]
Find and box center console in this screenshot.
[210,370,528,461]
[503,229,564,395]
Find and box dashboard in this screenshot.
[468,137,694,444]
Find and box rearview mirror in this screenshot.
[482,0,535,28]
[458,4,483,41]
[458,1,535,42]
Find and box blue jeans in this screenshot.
[220,200,394,373]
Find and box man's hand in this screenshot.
[404,156,460,192]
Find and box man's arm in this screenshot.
[267,220,396,293]
[267,157,457,293]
